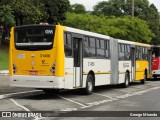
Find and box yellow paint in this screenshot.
[9,27,14,76]
[9,25,66,77]
[55,25,66,77]
[135,60,148,80]
[82,72,111,75]
[135,42,151,47]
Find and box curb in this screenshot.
[0,70,9,76]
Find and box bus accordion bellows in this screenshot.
[9,24,152,95]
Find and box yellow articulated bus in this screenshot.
[9,24,152,95]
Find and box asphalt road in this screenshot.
[0,76,160,120]
[0,76,34,94]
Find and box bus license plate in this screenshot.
[29,71,38,75]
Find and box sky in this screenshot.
[69,0,160,12]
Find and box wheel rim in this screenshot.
[126,76,129,86]
[88,79,93,92]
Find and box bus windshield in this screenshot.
[14,25,55,50]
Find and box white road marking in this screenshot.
[56,95,88,107]
[113,89,131,93]
[93,92,118,100]
[87,86,160,106]
[10,99,45,120]
[10,98,30,112]
[0,90,42,99]
[61,108,77,111]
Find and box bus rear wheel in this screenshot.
[84,74,94,95]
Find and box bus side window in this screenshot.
[96,39,105,58]
[64,33,72,57]
[89,37,96,57]
[119,44,125,60]
[84,37,96,58]
[142,47,148,60]
[136,47,142,60]
[125,45,131,60]
[84,37,91,57]
[119,44,130,60]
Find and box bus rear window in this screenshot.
[14,25,55,50]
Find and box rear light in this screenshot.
[50,62,56,75]
[13,62,17,74]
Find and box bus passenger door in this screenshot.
[131,47,136,81]
[73,37,83,87]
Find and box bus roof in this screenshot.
[135,42,151,47]
[66,26,111,40]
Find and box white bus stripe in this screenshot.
[56,95,87,107]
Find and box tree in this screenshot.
[0,0,45,25]
[70,4,86,14]
[92,0,126,17]
[92,0,160,41]
[64,12,155,43]
[0,5,15,26]
[42,0,70,24]
[0,5,15,45]
[0,0,70,25]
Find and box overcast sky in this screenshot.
[69,0,160,12]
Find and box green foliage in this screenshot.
[0,5,15,26]
[0,0,70,25]
[92,0,160,41]
[0,0,157,43]
[0,0,45,25]
[92,0,137,17]
[0,46,9,70]
[70,4,86,14]
[41,0,70,24]
[64,12,155,43]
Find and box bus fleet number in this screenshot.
[40,54,50,58]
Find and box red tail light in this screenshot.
[50,62,56,75]
[13,62,17,74]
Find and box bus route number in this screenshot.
[88,62,95,66]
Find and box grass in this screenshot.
[0,44,9,70]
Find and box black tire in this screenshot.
[84,74,94,95]
[153,75,157,79]
[141,72,147,84]
[122,72,129,88]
